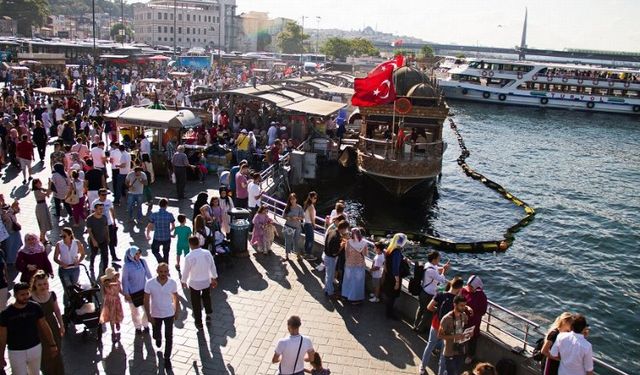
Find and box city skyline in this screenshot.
[231,0,639,52]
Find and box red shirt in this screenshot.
[15,141,34,160]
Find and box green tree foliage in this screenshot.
[321,37,380,60]
[320,37,352,60]
[256,31,272,51]
[276,21,309,54]
[0,0,50,36]
[49,0,134,18]
[350,38,379,57]
[456,53,466,59]
[421,44,435,58]
[110,22,132,43]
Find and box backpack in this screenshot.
[496,358,518,375]
[408,262,425,296]
[435,292,455,321]
[531,337,545,361]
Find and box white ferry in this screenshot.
[438,59,640,115]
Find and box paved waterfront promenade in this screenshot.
[1,148,431,374]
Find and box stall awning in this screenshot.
[280,98,346,116]
[33,87,75,96]
[99,54,130,59]
[139,78,170,84]
[104,107,201,129]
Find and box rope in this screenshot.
[368,118,536,254]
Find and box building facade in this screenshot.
[0,17,17,37]
[235,11,293,52]
[133,0,236,50]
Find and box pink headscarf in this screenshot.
[20,233,45,255]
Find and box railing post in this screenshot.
[523,324,529,352]
[486,306,492,333]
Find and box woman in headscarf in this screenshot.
[461,275,488,364]
[121,246,151,334]
[0,197,23,265]
[192,191,209,224]
[218,187,234,234]
[51,163,72,218]
[16,233,53,282]
[383,233,409,320]
[341,228,369,304]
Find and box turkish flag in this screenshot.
[351,55,405,107]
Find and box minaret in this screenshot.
[518,7,528,60]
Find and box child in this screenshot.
[173,214,192,271]
[369,241,385,303]
[100,267,124,343]
[251,205,273,255]
[305,352,330,375]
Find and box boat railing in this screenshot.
[258,192,630,375]
[358,136,443,162]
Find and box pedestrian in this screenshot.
[0,243,8,311]
[171,145,193,199]
[272,315,315,375]
[541,312,574,375]
[86,202,110,274]
[550,314,593,375]
[192,192,209,224]
[51,163,72,218]
[90,188,119,262]
[0,198,22,265]
[108,142,122,204]
[229,160,247,205]
[16,234,53,283]
[460,275,488,364]
[438,295,470,375]
[218,187,234,234]
[173,214,192,271]
[323,220,349,297]
[234,164,249,208]
[67,169,86,227]
[83,159,106,209]
[15,134,34,184]
[138,134,154,183]
[0,282,58,375]
[121,246,151,334]
[53,227,86,313]
[342,228,368,304]
[251,205,274,255]
[247,172,263,228]
[302,192,318,261]
[144,262,179,369]
[283,193,304,261]
[306,352,331,375]
[181,236,218,329]
[125,165,147,222]
[414,250,449,334]
[383,233,410,320]
[32,121,47,162]
[368,241,385,303]
[146,198,175,264]
[29,270,65,375]
[117,143,131,201]
[31,178,53,244]
[99,267,124,344]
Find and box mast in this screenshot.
[518,8,528,61]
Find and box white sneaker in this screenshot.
[369,292,375,298]
[316,264,325,271]
[368,297,379,303]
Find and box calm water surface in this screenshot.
[307,102,640,372]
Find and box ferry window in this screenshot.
[612,90,623,97]
[468,62,479,68]
[451,74,460,80]
[584,87,593,95]
[569,86,578,93]
[537,68,547,75]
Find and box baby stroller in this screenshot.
[213,229,233,271]
[62,264,103,340]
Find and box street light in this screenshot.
[300,15,309,64]
[173,0,177,60]
[315,16,321,54]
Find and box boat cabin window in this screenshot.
[468,61,534,72]
[517,82,640,98]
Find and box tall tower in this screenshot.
[518,7,528,60]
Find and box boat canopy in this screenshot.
[139,78,171,84]
[282,77,354,95]
[104,107,201,129]
[33,87,75,96]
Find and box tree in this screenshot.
[421,45,435,58]
[350,38,379,57]
[276,21,309,54]
[456,53,466,59]
[320,37,352,60]
[256,31,272,51]
[110,23,133,43]
[0,0,49,37]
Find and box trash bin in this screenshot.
[229,208,251,254]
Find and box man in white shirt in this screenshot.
[267,122,278,146]
[144,263,179,370]
[414,250,450,333]
[138,134,154,183]
[54,106,65,126]
[247,172,262,230]
[550,314,594,375]
[90,141,107,176]
[272,316,315,375]
[108,142,122,204]
[87,102,99,118]
[117,144,131,205]
[180,237,218,329]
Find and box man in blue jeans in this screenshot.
[146,198,175,264]
[438,295,470,375]
[323,220,349,298]
[125,166,147,222]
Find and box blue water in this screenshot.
[310,103,640,373]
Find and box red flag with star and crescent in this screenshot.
[351,55,405,107]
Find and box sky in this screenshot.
[233,0,639,52]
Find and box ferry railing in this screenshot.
[358,136,442,162]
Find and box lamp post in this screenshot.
[120,0,125,46]
[218,1,222,63]
[300,15,308,65]
[173,0,177,60]
[92,0,96,60]
[315,16,321,54]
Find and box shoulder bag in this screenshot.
[278,335,303,375]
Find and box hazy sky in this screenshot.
[234,0,639,52]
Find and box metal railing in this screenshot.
[261,194,327,235]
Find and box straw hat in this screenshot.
[100,267,119,283]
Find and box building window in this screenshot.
[198,28,200,34]
[164,26,168,33]
[158,26,161,33]
[178,27,182,33]
[187,37,190,42]
[203,29,206,35]
[178,38,181,42]
[187,14,190,21]
[187,28,190,34]
[170,27,173,33]
[193,27,196,34]
[164,13,168,20]
[178,14,182,21]
[216,17,220,23]
[198,15,201,22]
[158,12,162,20]
[164,37,167,41]
[158,37,161,41]
[147,12,151,19]
[170,37,173,41]
[170,13,173,20]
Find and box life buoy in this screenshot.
[577,78,584,84]
[498,94,506,101]
[532,74,538,81]
[461,88,469,95]
[632,105,640,113]
[562,76,568,83]
[481,70,488,77]
[547,76,553,82]
[593,79,599,85]
[395,97,412,114]
[488,71,495,77]
[608,80,615,87]
[540,97,549,105]
[587,102,595,109]
[482,92,491,99]
[624,81,631,88]
[517,71,523,79]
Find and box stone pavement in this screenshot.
[0,144,435,375]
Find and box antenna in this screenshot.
[519,7,528,60]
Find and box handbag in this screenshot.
[130,290,145,307]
